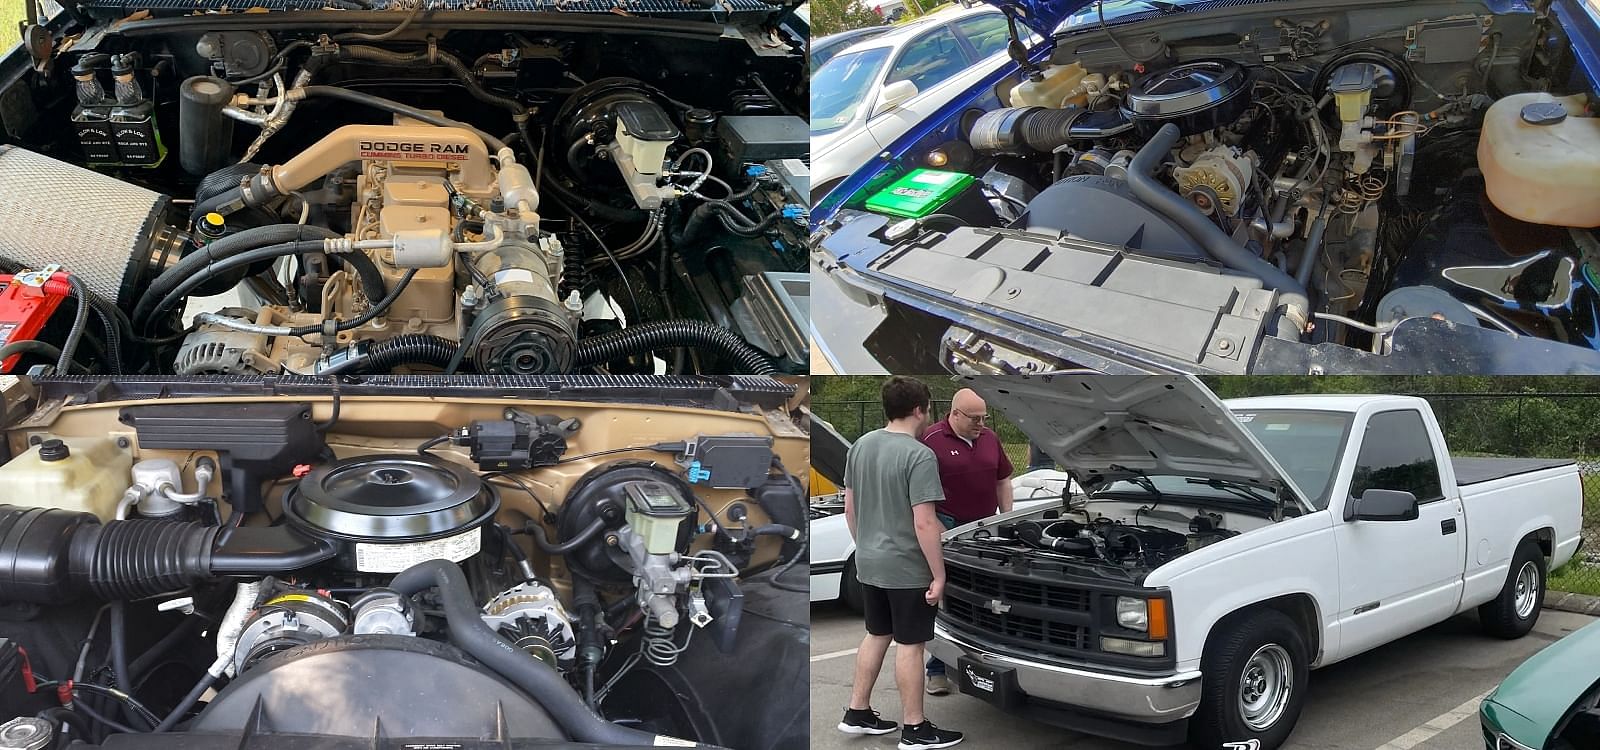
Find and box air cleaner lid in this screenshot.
[285,455,497,542]
[1125,60,1248,120]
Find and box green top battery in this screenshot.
[864,169,977,219]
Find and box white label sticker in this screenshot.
[354,528,482,573]
[653,736,698,747]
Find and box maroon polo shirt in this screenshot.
[921,419,1014,524]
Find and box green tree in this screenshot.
[811,0,885,38]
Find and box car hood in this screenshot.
[961,374,1310,511]
[977,0,1093,38]
[1485,616,1600,740]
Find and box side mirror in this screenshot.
[874,80,918,116]
[1345,489,1420,522]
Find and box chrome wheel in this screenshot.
[1513,560,1540,620]
[1238,644,1293,731]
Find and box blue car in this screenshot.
[811,0,1600,377]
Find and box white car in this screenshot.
[809,5,1028,203]
[809,467,1075,608]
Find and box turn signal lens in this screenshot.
[1148,598,1170,641]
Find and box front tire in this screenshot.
[1479,539,1545,639]
[1189,609,1309,750]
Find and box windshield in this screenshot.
[810,47,891,134]
[1060,0,1211,32]
[1093,475,1276,503]
[1232,409,1354,510]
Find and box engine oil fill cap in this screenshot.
[285,454,496,541]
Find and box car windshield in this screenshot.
[1231,409,1355,510]
[1059,0,1211,32]
[1094,475,1277,504]
[810,47,891,135]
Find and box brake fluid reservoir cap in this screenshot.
[38,439,69,462]
[1520,101,1568,126]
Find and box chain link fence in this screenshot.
[814,392,1600,596]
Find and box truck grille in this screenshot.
[946,598,1091,650]
[942,559,1098,659]
[946,565,1090,611]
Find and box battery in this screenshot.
[864,169,998,224]
[0,271,69,372]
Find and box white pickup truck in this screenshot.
[927,376,1584,750]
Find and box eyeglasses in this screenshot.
[952,407,988,424]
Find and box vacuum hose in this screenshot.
[574,320,777,374]
[1126,123,1310,337]
[388,559,723,748]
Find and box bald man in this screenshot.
[919,388,1014,695]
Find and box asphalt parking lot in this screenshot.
[810,601,1597,749]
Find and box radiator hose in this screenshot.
[389,560,723,747]
[574,320,778,374]
[1125,123,1310,337]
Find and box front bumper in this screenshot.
[929,622,1202,744]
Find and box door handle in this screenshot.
[1441,519,1457,535]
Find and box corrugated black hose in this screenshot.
[573,319,777,374]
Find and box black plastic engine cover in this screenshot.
[1021,174,1209,263]
[190,635,564,739]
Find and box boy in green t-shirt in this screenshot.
[836,376,964,750]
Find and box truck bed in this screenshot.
[1451,456,1575,486]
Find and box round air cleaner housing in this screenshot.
[283,455,498,574]
[1122,60,1251,138]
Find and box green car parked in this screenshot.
[1481,617,1600,749]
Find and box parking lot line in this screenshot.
[1372,689,1491,750]
[811,647,861,663]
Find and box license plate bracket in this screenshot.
[955,656,1023,709]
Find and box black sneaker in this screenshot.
[838,707,898,736]
[898,720,963,749]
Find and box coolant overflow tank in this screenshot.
[1479,93,1600,228]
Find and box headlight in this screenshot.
[1116,596,1149,631]
[1101,636,1165,657]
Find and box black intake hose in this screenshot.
[334,250,390,304]
[133,224,339,330]
[388,560,722,747]
[321,334,459,375]
[574,320,777,374]
[0,505,337,603]
[1126,123,1309,338]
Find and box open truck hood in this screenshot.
[961,374,1311,511]
[973,0,1091,39]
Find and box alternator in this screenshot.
[481,581,578,667]
[1172,145,1255,217]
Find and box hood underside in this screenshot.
[960,374,1310,510]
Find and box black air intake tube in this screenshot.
[389,560,724,748]
[0,505,337,604]
[574,320,778,374]
[1125,123,1310,337]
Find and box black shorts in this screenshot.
[862,583,937,645]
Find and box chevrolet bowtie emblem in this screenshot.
[985,599,1011,615]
